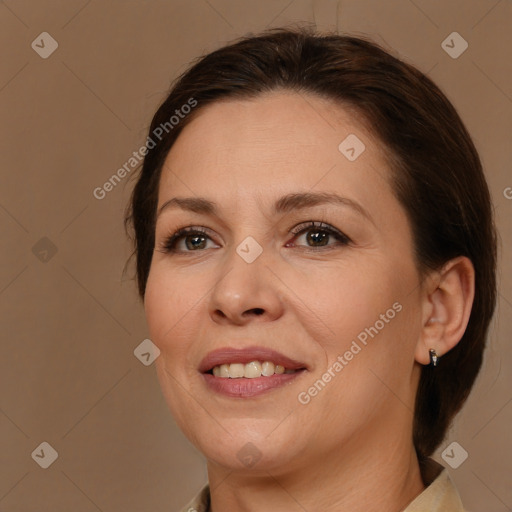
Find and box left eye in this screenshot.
[288,221,351,249]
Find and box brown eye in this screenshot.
[159,227,217,253]
[288,221,351,248]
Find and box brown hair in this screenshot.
[124,26,497,459]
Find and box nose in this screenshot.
[208,249,284,326]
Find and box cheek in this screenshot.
[310,267,394,347]
[320,288,420,415]
[312,258,419,383]
[144,268,205,430]
[144,266,201,357]
[144,270,171,345]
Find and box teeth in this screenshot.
[244,361,262,379]
[261,361,275,376]
[229,363,245,378]
[275,365,285,374]
[211,361,299,378]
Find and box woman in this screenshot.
[124,27,497,511]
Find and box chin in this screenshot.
[192,423,301,472]
[203,443,295,473]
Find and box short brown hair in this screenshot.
[124,26,497,459]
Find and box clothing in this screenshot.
[178,458,465,512]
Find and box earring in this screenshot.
[429,349,439,367]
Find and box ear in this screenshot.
[415,256,475,365]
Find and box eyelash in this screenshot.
[158,221,352,254]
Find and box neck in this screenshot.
[207,421,425,512]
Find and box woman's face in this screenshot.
[144,91,425,473]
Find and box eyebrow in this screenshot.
[157,191,374,224]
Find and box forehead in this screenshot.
[158,91,394,216]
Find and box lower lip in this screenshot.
[202,371,306,398]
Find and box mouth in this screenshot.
[199,346,308,398]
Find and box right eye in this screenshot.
[157,226,219,254]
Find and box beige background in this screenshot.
[0,0,511,511]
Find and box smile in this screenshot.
[210,361,298,378]
[199,346,308,398]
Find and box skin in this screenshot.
[144,91,475,511]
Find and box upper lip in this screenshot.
[198,346,308,373]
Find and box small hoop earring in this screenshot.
[429,349,439,367]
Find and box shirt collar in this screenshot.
[403,458,466,511]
